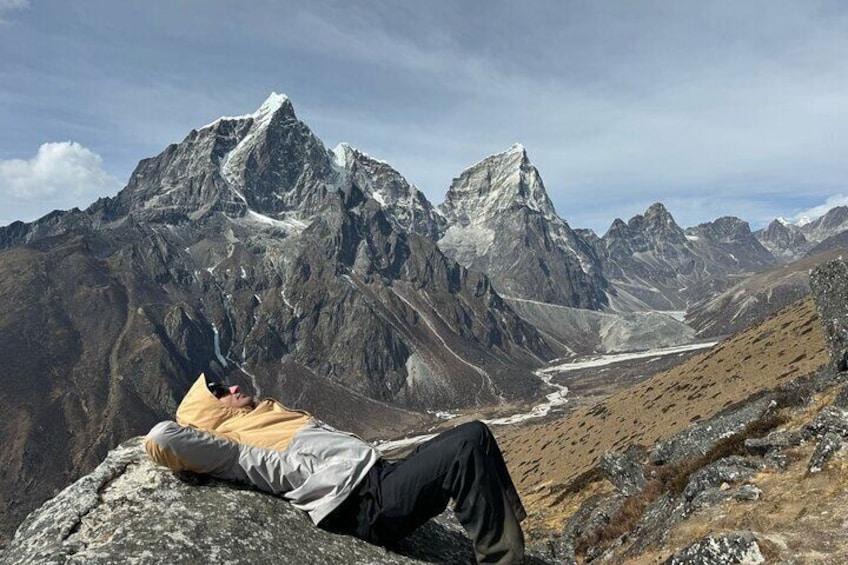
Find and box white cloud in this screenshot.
[793,195,848,225]
[0,141,121,201]
[0,0,28,10]
[0,0,28,22]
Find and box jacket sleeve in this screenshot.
[144,421,295,492]
[144,421,244,480]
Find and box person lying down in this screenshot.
[145,374,527,565]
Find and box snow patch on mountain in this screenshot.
[244,210,309,233]
[439,224,495,259]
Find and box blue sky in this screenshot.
[1,1,847,233]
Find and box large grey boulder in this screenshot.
[1,438,480,565]
[809,259,848,370]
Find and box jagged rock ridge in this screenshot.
[594,203,776,311]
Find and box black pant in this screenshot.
[322,421,526,564]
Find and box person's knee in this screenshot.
[461,420,491,438]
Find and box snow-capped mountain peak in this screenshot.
[201,92,292,131]
[441,144,557,224]
[437,146,609,309]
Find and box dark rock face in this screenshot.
[600,446,647,496]
[682,456,761,502]
[0,95,560,543]
[800,406,848,441]
[438,145,608,310]
[333,143,446,241]
[744,431,793,456]
[663,531,765,565]
[807,431,843,474]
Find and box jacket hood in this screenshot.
[176,374,250,430]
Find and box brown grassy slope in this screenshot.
[500,297,828,535]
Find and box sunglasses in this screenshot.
[207,382,231,399]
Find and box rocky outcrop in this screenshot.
[682,457,761,502]
[2,437,556,565]
[809,259,848,370]
[649,397,776,465]
[600,446,647,497]
[663,532,765,565]
[0,438,475,564]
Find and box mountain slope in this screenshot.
[754,206,848,262]
[501,296,827,540]
[686,247,848,338]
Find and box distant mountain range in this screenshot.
[2,93,848,543]
[754,206,848,260]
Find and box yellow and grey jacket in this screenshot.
[144,375,380,524]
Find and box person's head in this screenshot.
[208,382,255,409]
